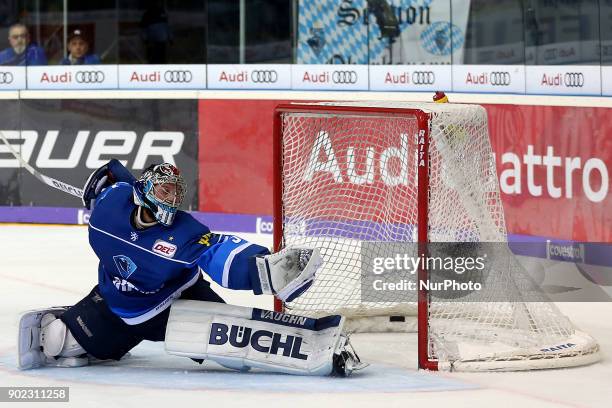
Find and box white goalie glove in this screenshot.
[255,246,323,302]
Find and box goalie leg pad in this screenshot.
[165,300,345,376]
[40,314,86,358]
[18,307,88,370]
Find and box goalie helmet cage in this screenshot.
[272,101,600,372]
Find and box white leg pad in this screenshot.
[165,300,345,376]
[40,314,86,358]
[40,314,65,357]
[18,307,88,370]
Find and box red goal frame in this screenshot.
[272,103,438,371]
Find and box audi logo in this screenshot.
[489,71,511,86]
[332,70,358,84]
[0,72,14,84]
[164,70,193,83]
[564,72,584,87]
[251,70,278,83]
[75,71,105,83]
[411,71,435,85]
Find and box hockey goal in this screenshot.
[273,101,600,372]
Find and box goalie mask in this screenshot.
[133,163,186,226]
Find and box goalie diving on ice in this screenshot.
[17,159,366,377]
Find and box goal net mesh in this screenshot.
[277,101,600,370]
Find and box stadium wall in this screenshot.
[0,91,610,266]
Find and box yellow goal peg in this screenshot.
[433,91,449,103]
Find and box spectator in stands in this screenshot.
[60,29,101,65]
[0,23,47,66]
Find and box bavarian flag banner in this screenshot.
[297,0,469,65]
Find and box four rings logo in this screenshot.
[332,70,358,84]
[76,71,105,83]
[0,72,14,84]
[164,70,193,83]
[411,71,435,85]
[564,72,584,87]
[0,67,592,91]
[489,71,511,86]
[251,70,278,83]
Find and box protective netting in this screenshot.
[277,101,600,371]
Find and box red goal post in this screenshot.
[273,103,436,369]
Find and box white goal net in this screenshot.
[274,101,600,371]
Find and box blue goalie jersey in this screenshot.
[88,182,269,325]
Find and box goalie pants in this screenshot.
[60,274,224,361]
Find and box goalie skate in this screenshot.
[332,334,368,377]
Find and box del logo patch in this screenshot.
[152,239,177,258]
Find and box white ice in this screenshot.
[0,224,610,408]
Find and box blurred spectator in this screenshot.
[140,0,172,63]
[60,29,101,65]
[0,23,47,66]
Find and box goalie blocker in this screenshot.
[165,300,366,376]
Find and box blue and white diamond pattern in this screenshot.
[298,0,368,64]
[298,0,460,64]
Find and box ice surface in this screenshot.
[0,225,610,407]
